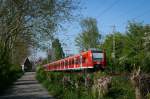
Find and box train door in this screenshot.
[80,54,82,69]
[74,57,76,69]
[87,51,93,68]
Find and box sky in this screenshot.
[36,0,150,59]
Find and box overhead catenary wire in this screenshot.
[115,0,150,25]
[96,0,149,32]
[132,9,150,19]
[96,0,121,18]
[116,0,145,19]
[114,9,150,26]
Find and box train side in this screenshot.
[43,50,106,71]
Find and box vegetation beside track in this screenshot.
[36,65,136,99]
[36,22,150,98]
[0,0,79,95]
[0,64,23,94]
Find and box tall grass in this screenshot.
[36,66,95,99]
[36,65,135,99]
[104,76,135,99]
[0,64,23,94]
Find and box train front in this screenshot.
[91,50,106,70]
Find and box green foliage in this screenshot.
[0,0,79,93]
[52,38,65,60]
[104,76,135,99]
[146,93,150,99]
[36,66,136,99]
[0,39,23,93]
[103,22,150,73]
[75,17,101,51]
[103,33,126,72]
[123,22,150,72]
[0,63,23,94]
[36,66,94,99]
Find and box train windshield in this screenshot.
[92,52,103,61]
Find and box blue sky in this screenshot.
[37,0,150,58]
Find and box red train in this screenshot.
[43,49,106,72]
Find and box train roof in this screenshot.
[45,49,103,65]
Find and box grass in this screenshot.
[0,64,23,94]
[104,76,135,99]
[36,65,135,99]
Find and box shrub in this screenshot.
[36,65,136,99]
[0,63,23,94]
[36,66,95,99]
[104,76,135,99]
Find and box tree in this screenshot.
[52,39,65,60]
[0,0,80,67]
[103,22,150,72]
[0,0,80,90]
[75,17,101,51]
[122,22,149,71]
[102,32,126,72]
[0,0,78,64]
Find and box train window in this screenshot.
[55,63,57,67]
[76,58,80,64]
[92,52,103,61]
[79,58,81,64]
[63,61,64,66]
[72,59,74,64]
[61,62,63,66]
[75,58,78,64]
[82,57,86,63]
[69,60,72,65]
[65,61,68,65]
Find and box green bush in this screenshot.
[146,93,150,99]
[0,45,23,93]
[36,65,136,99]
[36,66,95,99]
[0,63,23,94]
[104,76,135,99]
